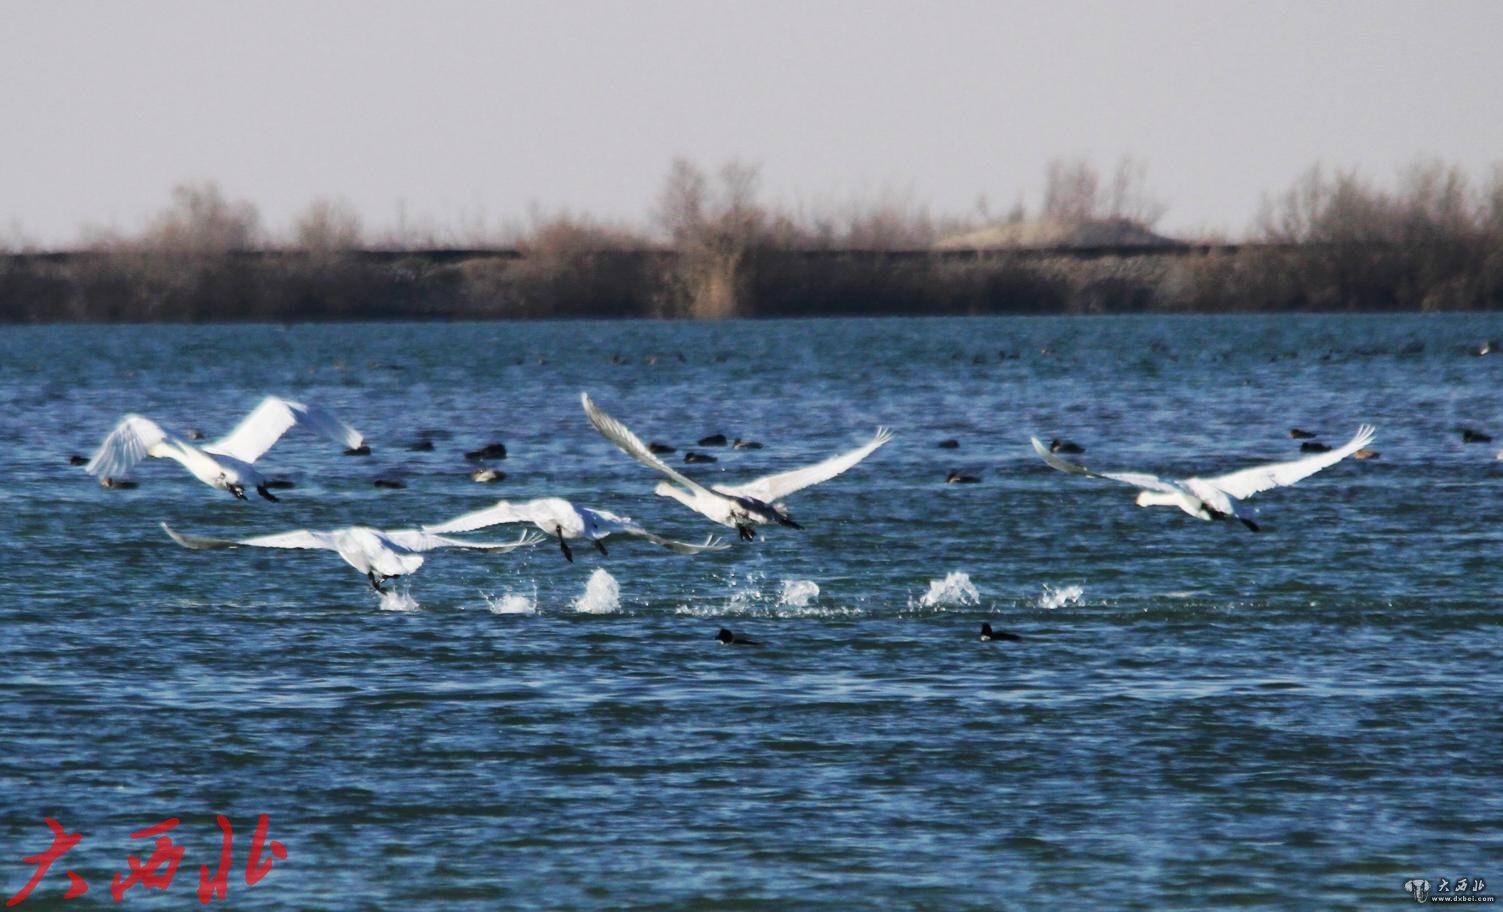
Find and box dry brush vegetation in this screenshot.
[3,158,1501,322]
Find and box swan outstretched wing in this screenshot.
[717,427,892,503]
[161,522,331,551]
[385,530,544,553]
[581,393,714,496]
[1029,436,1181,493]
[1201,424,1376,500]
[423,500,539,535]
[207,396,365,464]
[574,506,725,552]
[86,415,172,478]
[628,530,731,554]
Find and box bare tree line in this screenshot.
[2,156,1502,321]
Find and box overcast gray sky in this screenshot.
[3,0,1501,246]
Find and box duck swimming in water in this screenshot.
[715,628,760,646]
[979,623,1022,642]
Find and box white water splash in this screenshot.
[917,571,980,608]
[779,579,820,608]
[720,569,766,614]
[573,568,620,613]
[483,585,538,615]
[1038,584,1084,610]
[377,588,421,612]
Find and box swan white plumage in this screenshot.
[86,396,365,501]
[581,392,891,540]
[161,522,542,591]
[424,497,729,563]
[1030,424,1376,531]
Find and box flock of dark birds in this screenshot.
[71,387,1498,646]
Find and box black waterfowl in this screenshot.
[937,439,960,449]
[1353,448,1380,460]
[732,438,763,449]
[465,442,508,460]
[698,433,728,447]
[946,470,981,484]
[1050,439,1084,455]
[979,623,1022,642]
[684,451,718,464]
[344,444,372,456]
[1299,441,1331,453]
[1288,428,1317,439]
[648,441,676,455]
[99,476,139,490]
[715,627,760,646]
[68,454,88,466]
[1461,428,1493,444]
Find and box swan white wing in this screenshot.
[1201,424,1376,500]
[161,522,331,551]
[423,500,540,535]
[575,506,641,536]
[86,415,172,478]
[207,396,364,464]
[1029,436,1181,494]
[384,530,545,553]
[623,529,732,554]
[580,393,715,496]
[716,427,892,503]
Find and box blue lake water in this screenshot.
[2,315,1501,909]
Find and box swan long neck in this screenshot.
[1135,490,1180,509]
[654,481,697,510]
[1136,489,1208,519]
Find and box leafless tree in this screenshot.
[293,197,364,253]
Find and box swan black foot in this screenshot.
[368,572,387,593]
[256,483,280,502]
[737,524,755,541]
[1240,518,1261,532]
[593,538,608,556]
[557,530,574,563]
[227,483,247,500]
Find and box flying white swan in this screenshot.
[161,522,542,592]
[424,496,729,563]
[1030,424,1376,531]
[86,396,366,501]
[581,392,891,540]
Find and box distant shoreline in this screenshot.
[3,241,1498,323]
